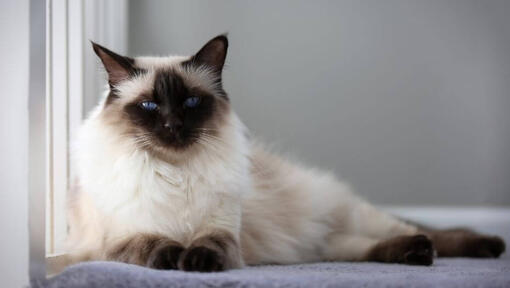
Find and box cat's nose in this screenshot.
[163,122,182,132]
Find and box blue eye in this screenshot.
[140,101,158,111]
[184,97,201,108]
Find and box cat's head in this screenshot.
[92,35,234,157]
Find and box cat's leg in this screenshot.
[364,234,434,265]
[348,201,419,239]
[345,202,505,259]
[178,230,243,272]
[324,201,434,265]
[323,234,379,261]
[105,233,184,270]
[324,234,434,265]
[419,227,506,258]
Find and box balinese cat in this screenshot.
[67,35,505,272]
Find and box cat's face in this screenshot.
[92,36,230,153]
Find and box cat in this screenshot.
[66,34,506,272]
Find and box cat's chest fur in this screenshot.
[76,116,250,244]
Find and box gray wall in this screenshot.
[128,0,510,206]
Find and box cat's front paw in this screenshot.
[179,246,224,272]
[146,244,184,270]
[465,236,506,258]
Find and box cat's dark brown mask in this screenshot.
[92,35,230,151]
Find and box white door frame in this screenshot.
[29,0,128,282]
[45,0,128,257]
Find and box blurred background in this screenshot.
[119,0,510,206]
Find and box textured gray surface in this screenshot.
[41,257,510,288]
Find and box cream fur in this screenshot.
[67,54,417,267]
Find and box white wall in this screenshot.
[0,0,30,287]
[129,0,510,206]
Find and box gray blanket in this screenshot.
[40,257,510,288]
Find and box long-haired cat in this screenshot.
[67,35,505,272]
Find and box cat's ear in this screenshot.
[191,35,228,76]
[91,42,135,86]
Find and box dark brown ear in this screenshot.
[91,42,136,86]
[191,35,228,75]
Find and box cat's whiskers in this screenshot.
[199,135,232,153]
[195,137,226,154]
[198,132,230,147]
[194,127,220,133]
[132,133,154,149]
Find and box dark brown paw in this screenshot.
[465,236,506,258]
[180,246,224,272]
[403,235,434,266]
[147,245,184,270]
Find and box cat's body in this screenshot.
[70,90,250,268]
[67,35,505,272]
